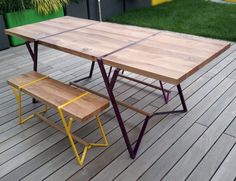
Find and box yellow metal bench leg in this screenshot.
[11,87,48,124]
[58,108,90,166]
[90,115,109,147]
[57,108,109,166]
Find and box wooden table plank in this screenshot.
[103,32,230,85]
[5,16,97,41]
[39,24,160,61]
[86,22,159,40]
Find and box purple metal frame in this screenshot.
[119,74,170,103]
[71,61,95,83]
[26,41,38,71]
[26,41,39,103]
[108,66,171,103]
[97,58,187,159]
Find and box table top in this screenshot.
[5,16,97,41]
[5,16,230,85]
[103,31,230,85]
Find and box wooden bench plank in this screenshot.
[0,73,110,162]
[8,72,109,122]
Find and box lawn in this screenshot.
[110,0,236,42]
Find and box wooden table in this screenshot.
[5,16,230,159]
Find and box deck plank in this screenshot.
[162,98,236,181]
[211,144,236,181]
[197,83,236,127]
[186,133,236,181]
[225,118,236,138]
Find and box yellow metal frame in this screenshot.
[10,78,108,166]
[11,76,48,124]
[57,92,108,166]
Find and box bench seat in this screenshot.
[8,71,109,122]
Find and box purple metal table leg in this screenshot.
[97,58,135,158]
[108,66,113,80]
[71,61,95,84]
[88,61,95,78]
[26,41,39,103]
[108,66,122,80]
[159,81,170,104]
[26,41,38,72]
[133,116,150,156]
[97,58,187,159]
[177,84,188,112]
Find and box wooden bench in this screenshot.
[8,71,109,166]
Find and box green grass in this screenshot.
[110,0,236,42]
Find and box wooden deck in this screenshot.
[0,43,236,181]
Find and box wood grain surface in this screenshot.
[8,71,109,122]
[103,32,230,85]
[39,23,160,61]
[5,16,97,41]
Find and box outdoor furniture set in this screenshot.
[5,16,230,166]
